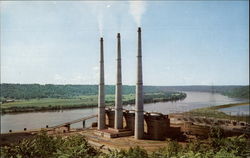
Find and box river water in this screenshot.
[219,105,250,116]
[1,91,248,133]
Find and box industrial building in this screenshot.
[96,27,172,140]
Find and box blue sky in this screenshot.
[1,1,249,85]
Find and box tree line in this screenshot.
[1,84,248,100]
[0,84,172,100]
[222,86,249,99]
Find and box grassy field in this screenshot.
[185,102,250,123]
[1,92,186,114]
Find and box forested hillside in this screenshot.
[1,84,249,100]
[155,85,249,99]
[0,84,163,100]
[153,85,247,93]
[222,86,249,99]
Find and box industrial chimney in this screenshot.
[114,33,123,129]
[135,27,144,139]
[98,37,105,130]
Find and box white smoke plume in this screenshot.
[129,1,147,26]
[87,2,109,36]
[97,13,103,36]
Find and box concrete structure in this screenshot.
[106,109,115,128]
[101,109,172,140]
[95,128,133,138]
[114,33,123,129]
[95,109,133,138]
[144,113,170,140]
[82,120,85,128]
[135,27,144,139]
[98,37,106,130]
[124,110,135,133]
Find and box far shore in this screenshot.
[1,93,186,114]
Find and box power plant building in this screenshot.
[97,27,170,140]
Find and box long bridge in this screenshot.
[44,114,98,133]
[50,114,97,129]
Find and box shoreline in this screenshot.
[1,104,97,115]
[1,97,186,115]
[210,102,249,110]
[1,99,248,115]
[186,102,250,123]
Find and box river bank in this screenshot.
[1,92,186,114]
[185,102,250,123]
[1,91,245,133]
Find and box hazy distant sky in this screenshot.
[1,1,249,85]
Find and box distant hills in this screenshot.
[159,85,249,99]
[0,84,249,100]
[221,86,249,99]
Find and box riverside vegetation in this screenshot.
[1,84,249,100]
[1,84,187,113]
[1,84,249,114]
[1,92,186,114]
[185,102,250,123]
[1,128,250,158]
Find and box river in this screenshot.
[219,104,250,116]
[1,91,248,133]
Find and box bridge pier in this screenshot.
[83,120,86,128]
[65,124,70,132]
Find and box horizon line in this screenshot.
[1,83,249,87]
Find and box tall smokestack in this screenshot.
[135,27,144,139]
[115,33,123,129]
[98,37,105,130]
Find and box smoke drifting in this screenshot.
[88,1,146,35]
[129,1,147,26]
[97,13,103,36]
[88,2,109,36]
